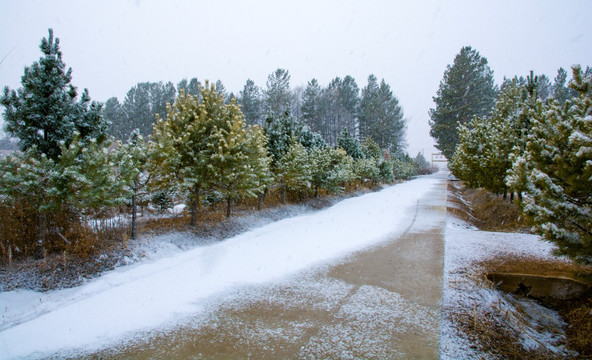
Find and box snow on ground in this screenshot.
[440,215,573,359]
[0,177,438,359]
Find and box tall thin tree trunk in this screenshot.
[131,191,137,239]
[226,196,232,218]
[282,187,286,204]
[258,193,264,210]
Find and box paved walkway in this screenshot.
[97,177,448,359]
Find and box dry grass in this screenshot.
[563,296,592,358]
[448,181,529,232]
[450,307,565,360]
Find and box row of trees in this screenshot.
[103,69,407,153]
[429,46,580,161]
[446,64,591,264]
[0,29,420,262]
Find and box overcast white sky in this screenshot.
[1,0,591,156]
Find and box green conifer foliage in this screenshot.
[309,146,353,196]
[337,128,363,159]
[1,29,105,160]
[507,66,592,263]
[151,83,271,223]
[429,46,497,160]
[276,140,311,203]
[116,130,152,238]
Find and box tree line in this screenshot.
[0,29,422,262]
[103,69,407,153]
[429,45,591,264]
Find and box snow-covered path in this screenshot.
[0,175,445,359]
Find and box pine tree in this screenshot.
[302,78,323,135]
[1,29,105,161]
[309,146,352,196]
[337,128,363,159]
[104,97,126,139]
[264,68,291,116]
[507,66,592,264]
[177,77,200,97]
[552,67,577,105]
[151,83,271,223]
[116,130,152,238]
[276,140,311,203]
[150,88,215,225]
[359,76,405,152]
[429,46,497,160]
[206,98,271,217]
[359,74,380,142]
[321,76,360,144]
[414,152,431,170]
[238,79,263,126]
[354,157,380,185]
[49,133,124,212]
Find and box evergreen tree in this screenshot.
[298,124,327,150]
[337,128,363,159]
[359,76,405,151]
[264,111,299,166]
[215,80,228,102]
[151,88,215,225]
[264,110,326,164]
[413,152,431,170]
[302,78,323,135]
[151,83,270,223]
[276,140,311,203]
[206,98,271,217]
[321,76,360,144]
[116,130,152,238]
[392,152,419,180]
[177,77,200,97]
[114,81,177,140]
[429,46,497,160]
[361,137,382,161]
[1,29,105,160]
[309,146,352,196]
[238,79,263,126]
[49,133,124,212]
[121,82,154,138]
[537,74,552,102]
[354,157,380,185]
[290,86,304,123]
[264,68,291,116]
[359,74,380,142]
[103,97,126,139]
[552,67,577,105]
[507,66,592,264]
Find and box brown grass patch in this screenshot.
[448,181,529,232]
[450,307,565,360]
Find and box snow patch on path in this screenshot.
[0,177,439,359]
